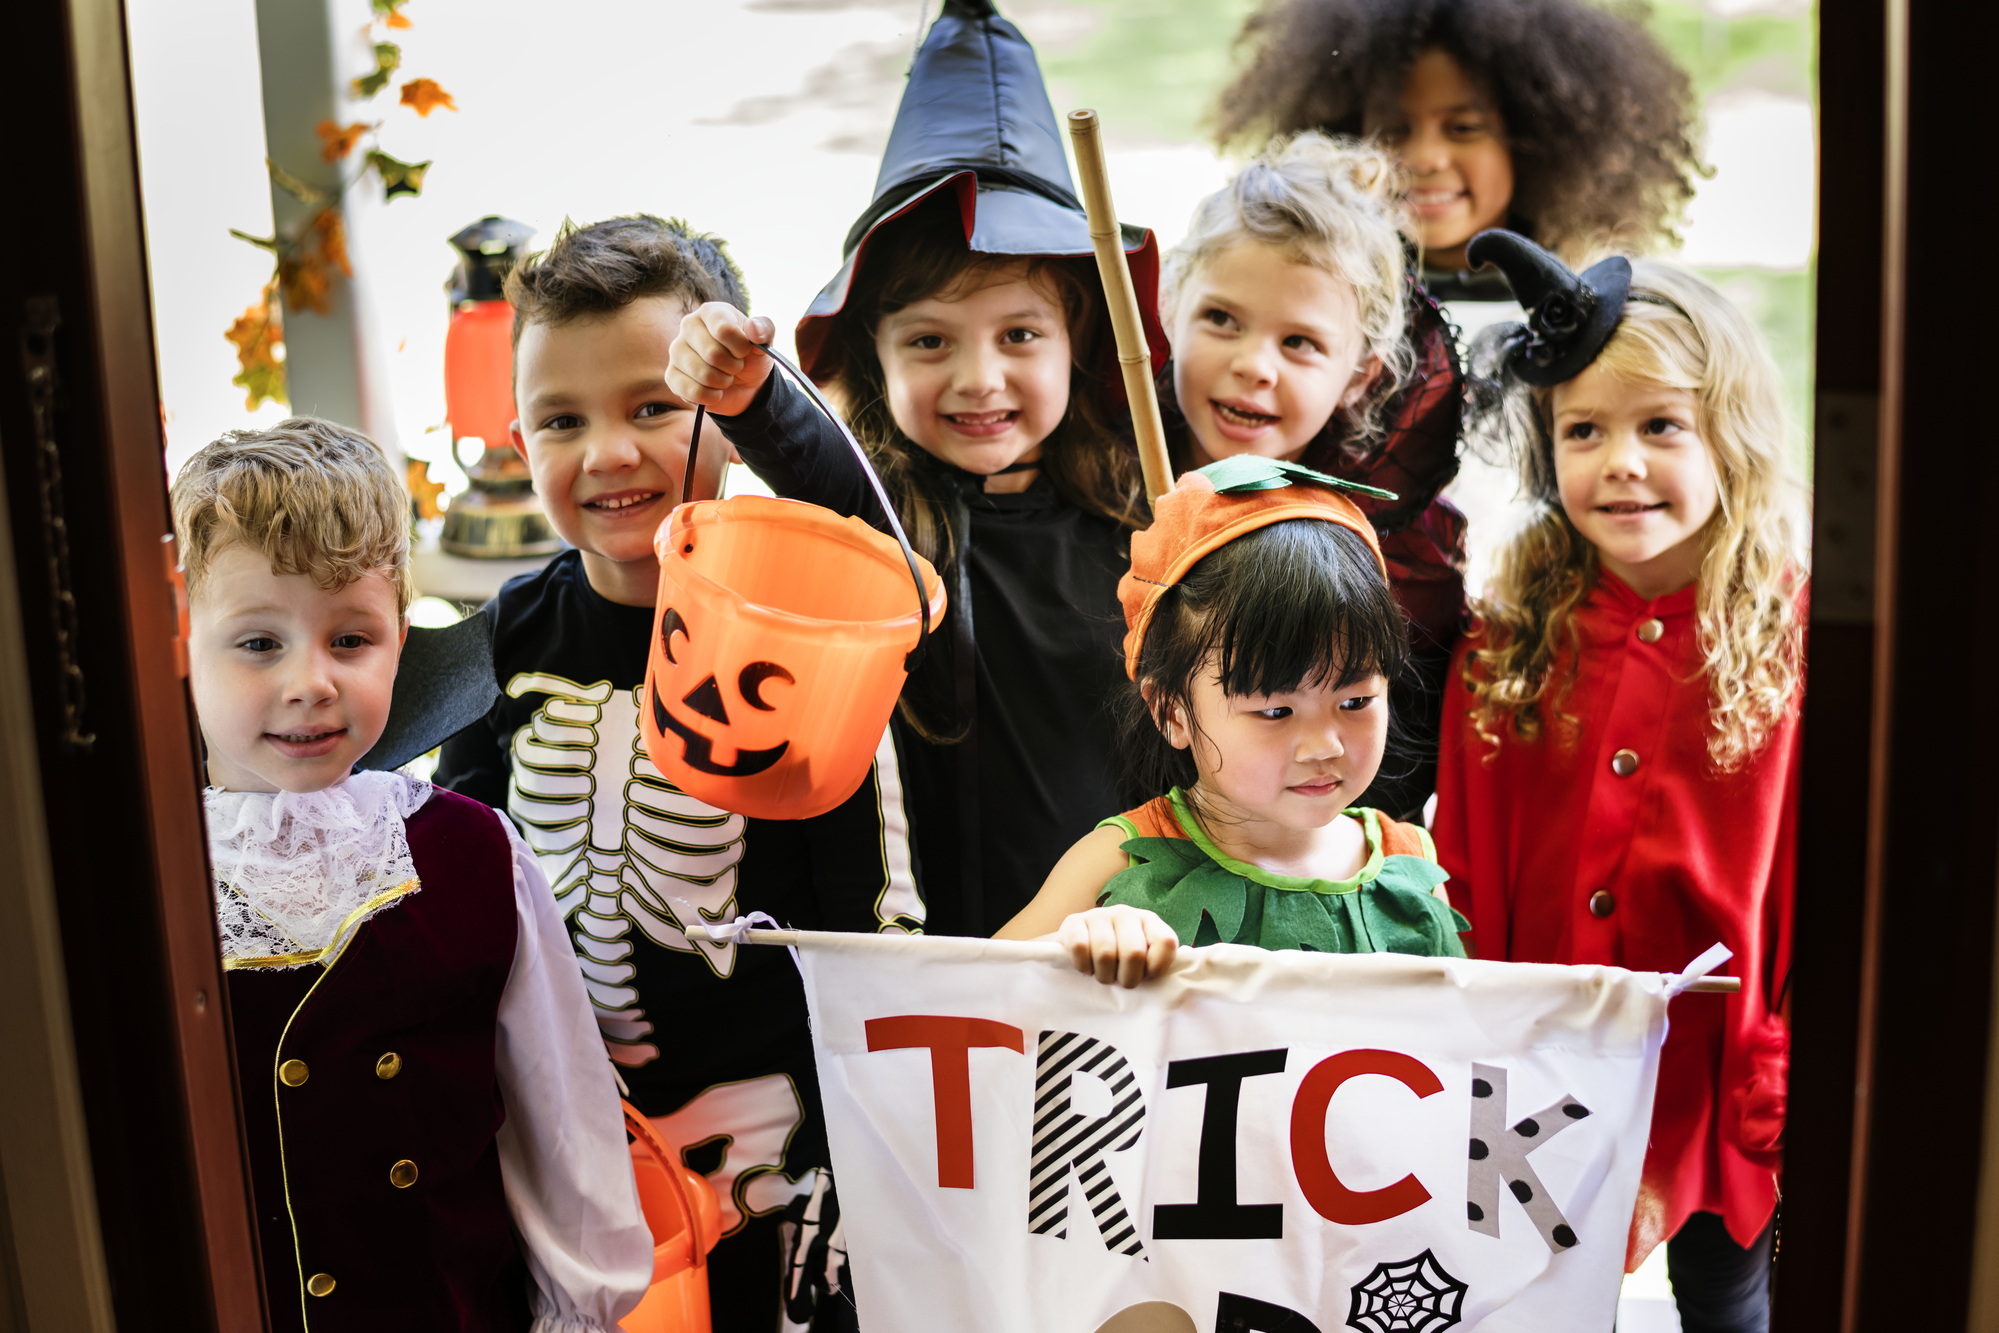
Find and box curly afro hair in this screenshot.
[1213,0,1705,260]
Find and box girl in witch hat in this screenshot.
[1433,231,1804,1333]
[1211,0,1703,299]
[997,456,1468,985]
[671,0,1168,941]
[1154,130,1465,822]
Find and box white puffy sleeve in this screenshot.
[493,816,655,1331]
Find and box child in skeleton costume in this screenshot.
[670,0,1168,941]
[1433,234,1803,1333]
[1153,132,1465,821]
[999,458,1468,984]
[177,419,651,1332]
[432,217,918,1333]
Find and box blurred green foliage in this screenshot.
[1646,0,1815,98]
[1035,0,1258,143]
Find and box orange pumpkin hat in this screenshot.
[1118,457,1394,681]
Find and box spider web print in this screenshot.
[1345,1249,1469,1333]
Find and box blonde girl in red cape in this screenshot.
[1432,232,1804,1333]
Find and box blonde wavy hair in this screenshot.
[1161,132,1414,453]
[173,417,415,615]
[1463,260,1807,772]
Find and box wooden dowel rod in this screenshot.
[1065,109,1174,505]
[736,930,1745,995]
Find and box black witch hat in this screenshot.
[1464,230,1631,387]
[794,0,1168,384]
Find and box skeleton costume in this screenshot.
[435,549,920,1333]
[211,770,652,1332]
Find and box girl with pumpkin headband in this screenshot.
[1433,232,1805,1333]
[671,0,1167,941]
[995,456,1468,985]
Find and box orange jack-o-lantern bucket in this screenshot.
[640,347,945,820]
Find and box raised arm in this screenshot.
[667,302,880,519]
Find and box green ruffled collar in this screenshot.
[1098,790,1466,957]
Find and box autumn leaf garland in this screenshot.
[225,0,454,410]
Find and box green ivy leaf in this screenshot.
[1099,837,1247,945]
[352,41,402,98]
[366,149,431,201]
[1194,454,1399,502]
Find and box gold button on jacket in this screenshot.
[389,1159,419,1189]
[1611,748,1640,777]
[375,1052,403,1080]
[307,1273,336,1297]
[279,1059,309,1087]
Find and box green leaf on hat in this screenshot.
[1194,454,1399,502]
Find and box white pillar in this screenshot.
[252,0,401,457]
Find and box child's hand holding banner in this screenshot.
[785,932,1715,1332]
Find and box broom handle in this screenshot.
[1066,109,1173,505]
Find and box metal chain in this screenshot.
[19,296,95,750]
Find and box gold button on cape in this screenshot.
[307,1273,336,1297]
[376,1052,403,1080]
[1589,890,1616,919]
[389,1159,419,1189]
[1637,618,1664,643]
[1611,748,1640,777]
[279,1059,309,1087]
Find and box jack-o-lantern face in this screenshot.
[648,605,798,778]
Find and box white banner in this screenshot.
[792,933,1689,1333]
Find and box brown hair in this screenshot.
[1213,0,1704,260]
[818,197,1147,574]
[506,214,749,346]
[172,416,414,614]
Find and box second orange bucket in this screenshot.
[641,494,946,820]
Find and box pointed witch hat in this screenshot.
[1464,229,1631,387]
[794,0,1168,385]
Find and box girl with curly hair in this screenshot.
[1433,233,1804,1333]
[1157,131,1467,819]
[1214,0,1704,297]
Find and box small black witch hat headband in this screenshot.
[1465,230,1631,387]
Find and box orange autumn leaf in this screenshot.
[407,459,446,521]
[225,292,286,410]
[316,119,370,161]
[384,7,412,26]
[311,207,353,278]
[399,78,456,117]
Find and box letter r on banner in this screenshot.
[865,1015,1025,1189]
[1290,1049,1442,1224]
[1030,1031,1149,1258]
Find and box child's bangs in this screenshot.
[1190,520,1407,697]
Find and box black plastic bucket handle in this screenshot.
[680,346,934,669]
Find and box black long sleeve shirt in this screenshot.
[713,374,1132,936]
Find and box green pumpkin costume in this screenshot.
[1097,789,1469,956]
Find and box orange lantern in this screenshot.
[620,1101,722,1333]
[639,351,944,820]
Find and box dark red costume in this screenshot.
[1432,572,1797,1266]
[227,789,527,1331]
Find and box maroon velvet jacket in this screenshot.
[227,788,530,1332]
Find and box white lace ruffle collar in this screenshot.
[206,770,431,970]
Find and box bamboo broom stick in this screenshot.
[1066,109,1174,505]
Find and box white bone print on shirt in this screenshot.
[503,673,746,1066]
